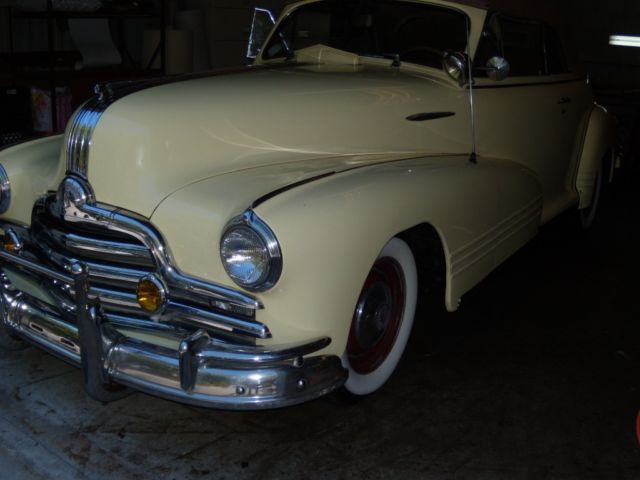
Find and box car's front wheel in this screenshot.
[342,237,418,396]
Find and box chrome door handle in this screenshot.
[557,97,572,105]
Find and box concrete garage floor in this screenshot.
[1,176,639,480]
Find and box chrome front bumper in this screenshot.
[0,249,347,409]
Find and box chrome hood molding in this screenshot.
[64,65,300,181]
[66,80,167,180]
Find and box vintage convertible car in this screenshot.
[0,0,614,409]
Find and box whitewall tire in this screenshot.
[342,237,418,396]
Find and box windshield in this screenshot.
[262,0,468,68]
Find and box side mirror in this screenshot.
[443,52,469,87]
[486,56,510,81]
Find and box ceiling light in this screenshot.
[609,35,640,47]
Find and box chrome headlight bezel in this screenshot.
[0,164,10,214]
[220,211,282,292]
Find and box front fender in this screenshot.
[252,155,541,355]
[152,154,541,356]
[0,135,66,225]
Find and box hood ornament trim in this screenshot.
[52,176,96,219]
[65,64,292,180]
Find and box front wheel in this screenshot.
[342,237,418,396]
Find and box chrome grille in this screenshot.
[24,199,260,342]
[14,178,269,341]
[31,197,156,318]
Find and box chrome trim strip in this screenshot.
[104,313,184,334]
[45,249,149,286]
[53,230,153,261]
[473,77,584,90]
[88,285,139,309]
[66,99,102,179]
[201,336,331,365]
[82,261,148,285]
[0,249,73,284]
[164,300,270,338]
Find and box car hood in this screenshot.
[82,63,470,217]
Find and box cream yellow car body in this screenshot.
[0,0,615,407]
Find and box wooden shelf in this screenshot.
[5,1,166,132]
[11,8,160,20]
[1,51,81,71]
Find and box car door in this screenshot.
[472,14,592,221]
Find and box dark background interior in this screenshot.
[0,1,639,478]
[1,0,639,166]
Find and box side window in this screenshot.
[475,15,570,77]
[474,15,502,74]
[544,25,569,74]
[391,9,467,68]
[500,18,545,76]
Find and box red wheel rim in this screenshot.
[347,257,405,374]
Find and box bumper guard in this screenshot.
[0,249,347,409]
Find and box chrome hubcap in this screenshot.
[353,282,393,350]
[347,257,405,375]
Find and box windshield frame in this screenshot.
[257,0,476,71]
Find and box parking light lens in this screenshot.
[137,275,167,313]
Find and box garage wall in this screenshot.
[2,1,640,87]
[0,1,287,71]
[569,0,640,91]
[181,0,288,68]
[0,6,7,53]
[186,0,252,68]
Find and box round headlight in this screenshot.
[0,164,11,214]
[220,212,282,292]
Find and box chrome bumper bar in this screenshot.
[0,250,347,409]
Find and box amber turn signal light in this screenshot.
[136,275,167,313]
[3,229,21,253]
